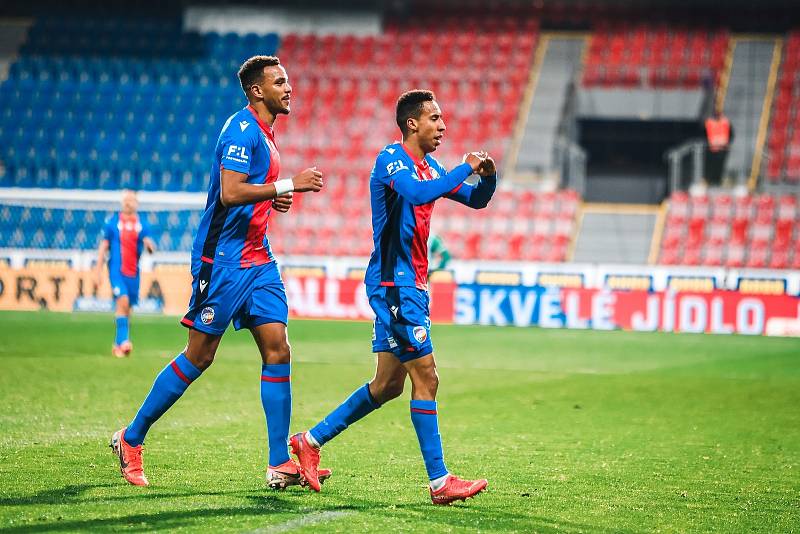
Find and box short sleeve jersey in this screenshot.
[192,105,281,268]
[102,212,151,277]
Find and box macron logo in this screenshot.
[386,148,396,154]
[239,120,250,132]
[199,280,208,293]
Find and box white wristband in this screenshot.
[273,178,294,196]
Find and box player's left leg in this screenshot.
[112,295,131,358]
[242,263,332,489]
[291,315,408,491]
[251,322,294,471]
[405,354,487,504]
[118,274,140,356]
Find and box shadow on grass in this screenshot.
[3,484,634,534]
[0,483,268,507]
[3,492,357,533]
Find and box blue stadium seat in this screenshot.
[0,18,282,194]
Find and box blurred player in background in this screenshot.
[427,233,451,275]
[94,190,156,358]
[291,90,497,504]
[110,56,328,489]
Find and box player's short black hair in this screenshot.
[238,55,281,94]
[396,90,436,136]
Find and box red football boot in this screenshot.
[120,340,133,356]
[430,475,488,505]
[110,428,149,486]
[267,458,332,490]
[289,432,321,491]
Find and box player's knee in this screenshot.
[188,351,215,371]
[116,298,130,315]
[418,367,439,396]
[264,341,291,364]
[373,377,405,402]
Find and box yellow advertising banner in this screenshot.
[0,266,192,315]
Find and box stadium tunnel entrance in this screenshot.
[578,117,702,204]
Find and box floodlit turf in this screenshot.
[1,311,799,533]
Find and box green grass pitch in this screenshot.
[1,310,799,533]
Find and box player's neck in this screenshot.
[402,140,426,162]
[249,102,276,128]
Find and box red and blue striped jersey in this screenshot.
[192,105,280,268]
[102,212,151,277]
[365,142,488,290]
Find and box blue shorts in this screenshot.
[181,260,288,336]
[110,272,140,306]
[368,285,433,363]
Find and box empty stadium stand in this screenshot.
[0,12,796,270]
[0,16,276,192]
[1,14,586,263]
[583,24,729,88]
[765,30,800,184]
[658,191,800,269]
[0,205,200,251]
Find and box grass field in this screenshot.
[0,310,799,533]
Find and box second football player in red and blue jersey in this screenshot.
[291,90,496,504]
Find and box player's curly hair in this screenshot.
[396,90,436,136]
[238,55,281,95]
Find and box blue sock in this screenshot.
[261,363,292,467]
[309,383,380,447]
[410,399,448,480]
[115,316,129,345]
[124,353,202,447]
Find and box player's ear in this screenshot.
[407,117,418,134]
[250,84,263,99]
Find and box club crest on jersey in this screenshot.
[413,326,428,344]
[201,307,215,325]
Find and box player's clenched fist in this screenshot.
[477,156,496,177]
[273,192,293,213]
[292,167,324,192]
[462,151,487,172]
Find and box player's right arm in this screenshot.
[219,167,322,207]
[94,220,112,288]
[217,116,323,207]
[379,152,483,206]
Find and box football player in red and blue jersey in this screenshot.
[111,56,328,489]
[291,90,496,504]
[95,190,156,358]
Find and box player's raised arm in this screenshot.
[219,167,323,207]
[444,155,498,209]
[383,153,482,206]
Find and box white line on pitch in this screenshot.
[249,510,353,533]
